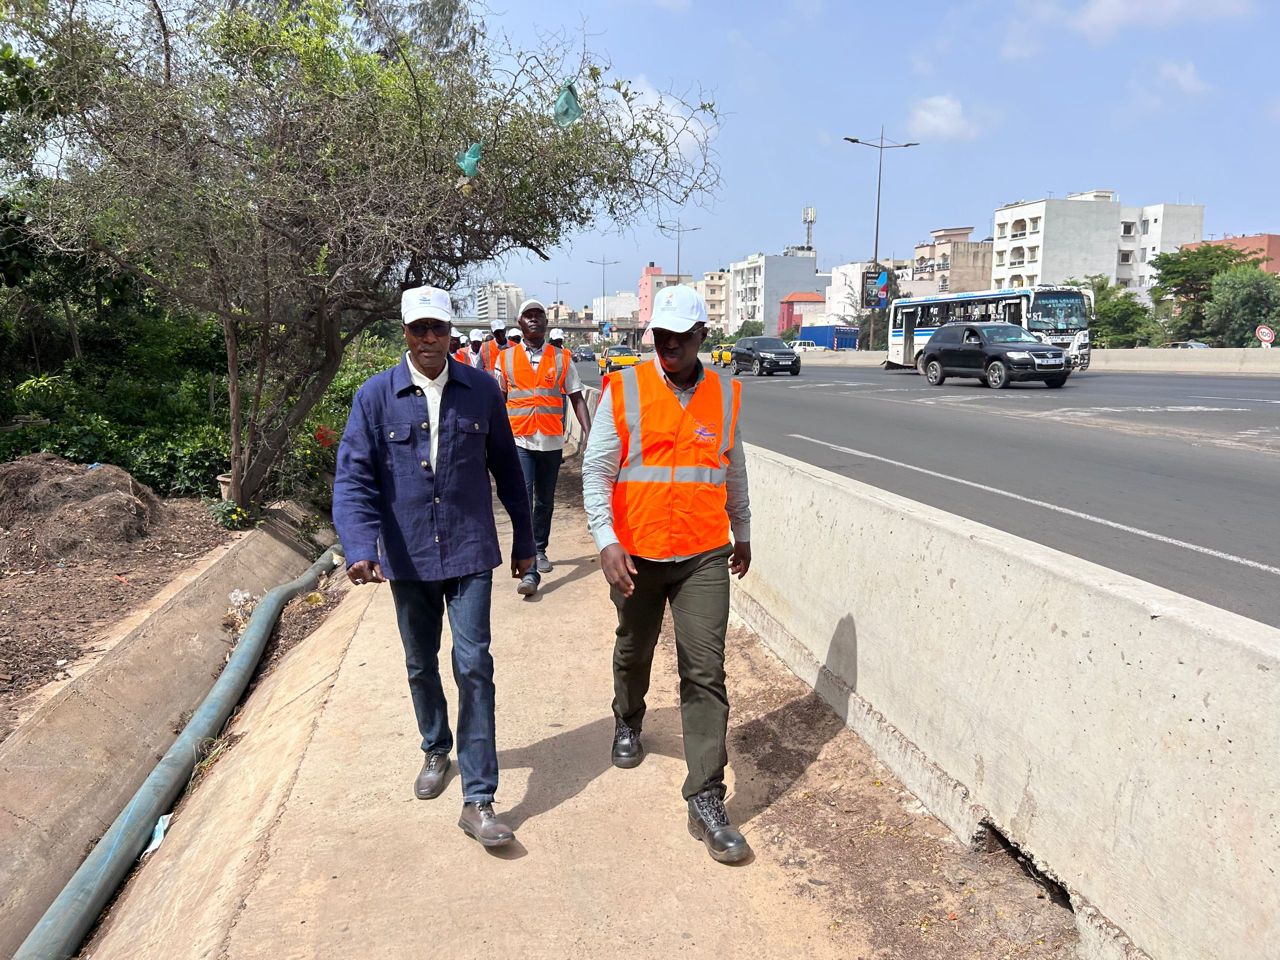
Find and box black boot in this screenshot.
[687,789,751,864]
[611,716,644,769]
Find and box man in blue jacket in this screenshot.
[333,284,536,848]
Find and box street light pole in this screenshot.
[844,128,919,349]
[657,220,702,279]
[586,255,620,334]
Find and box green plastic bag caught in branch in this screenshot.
[456,142,482,177]
[554,81,582,128]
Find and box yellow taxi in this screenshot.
[711,343,733,367]
[599,345,642,374]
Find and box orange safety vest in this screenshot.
[482,338,508,371]
[452,347,470,365]
[501,343,570,436]
[607,359,741,560]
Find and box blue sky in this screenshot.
[486,0,1279,310]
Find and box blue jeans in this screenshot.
[517,447,563,579]
[389,573,497,803]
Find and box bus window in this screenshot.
[1003,300,1024,325]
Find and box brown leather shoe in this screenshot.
[414,752,450,800]
[458,802,515,848]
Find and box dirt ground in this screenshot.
[718,622,1078,959]
[0,454,228,740]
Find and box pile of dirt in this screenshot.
[0,454,229,740]
[0,453,164,567]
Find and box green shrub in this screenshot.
[125,422,230,497]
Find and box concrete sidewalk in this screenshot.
[85,494,1075,960]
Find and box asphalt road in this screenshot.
[577,360,1280,628]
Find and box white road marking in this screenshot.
[1044,405,1250,418]
[1192,396,1280,404]
[789,434,1280,578]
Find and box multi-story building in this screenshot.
[694,270,729,332]
[778,292,826,333]
[637,263,693,326]
[913,227,992,294]
[1181,234,1280,275]
[591,291,641,330]
[727,247,829,336]
[990,190,1204,300]
[474,281,525,325]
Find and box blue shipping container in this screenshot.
[798,324,859,351]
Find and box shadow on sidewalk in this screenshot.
[498,706,684,830]
[523,554,599,600]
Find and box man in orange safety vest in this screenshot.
[496,298,591,597]
[581,284,753,865]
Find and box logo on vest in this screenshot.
[692,422,717,444]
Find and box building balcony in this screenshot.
[1010,231,1028,239]
[1008,259,1026,267]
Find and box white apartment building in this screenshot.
[694,270,728,331]
[728,247,829,336]
[990,190,1203,300]
[591,290,640,329]
[474,281,525,324]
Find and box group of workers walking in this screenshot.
[333,281,753,863]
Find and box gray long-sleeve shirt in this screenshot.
[581,360,751,560]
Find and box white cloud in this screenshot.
[626,74,717,161]
[1073,0,1252,37]
[907,95,978,141]
[1157,60,1208,95]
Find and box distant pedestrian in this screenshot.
[482,318,510,370]
[582,284,753,864]
[549,328,566,350]
[496,298,591,596]
[333,285,535,849]
[460,329,487,369]
[449,326,463,354]
[507,327,523,346]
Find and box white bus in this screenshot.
[888,286,1092,371]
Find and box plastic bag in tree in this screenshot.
[456,142,482,177]
[554,81,582,128]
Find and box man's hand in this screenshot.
[512,555,535,579]
[347,559,385,585]
[729,541,752,580]
[600,543,638,597]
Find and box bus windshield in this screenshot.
[1029,291,1089,332]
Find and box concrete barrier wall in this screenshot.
[800,347,1280,375]
[731,444,1280,960]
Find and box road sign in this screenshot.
[1257,324,1275,345]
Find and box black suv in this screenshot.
[731,337,800,376]
[921,322,1070,389]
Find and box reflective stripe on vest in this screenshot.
[609,359,740,559]
[502,345,569,436]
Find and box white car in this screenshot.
[790,340,826,352]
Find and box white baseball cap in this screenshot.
[504,327,519,338]
[401,285,453,324]
[489,318,506,331]
[469,329,485,342]
[451,326,461,338]
[647,284,707,333]
[517,298,547,317]
[549,328,565,340]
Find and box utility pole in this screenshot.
[657,220,701,279]
[586,255,620,332]
[545,278,567,316]
[844,128,919,350]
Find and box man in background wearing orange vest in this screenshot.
[582,285,753,865]
[458,329,487,369]
[482,318,510,371]
[449,326,463,356]
[497,298,591,597]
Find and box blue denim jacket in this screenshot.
[333,355,535,581]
